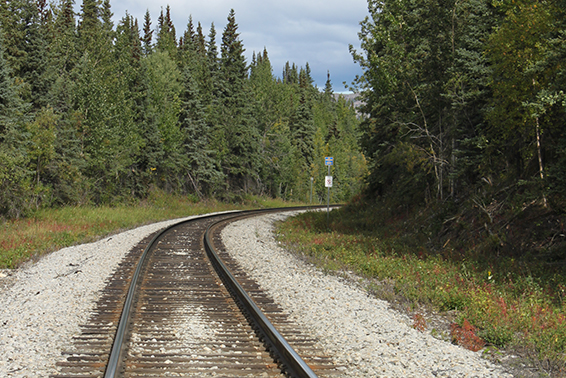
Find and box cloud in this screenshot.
[100,0,368,88]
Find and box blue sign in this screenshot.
[325,157,334,166]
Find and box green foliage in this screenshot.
[0,29,32,218]
[278,204,566,366]
[214,9,261,193]
[179,66,223,196]
[0,2,366,218]
[155,6,177,58]
[139,50,182,190]
[353,0,566,210]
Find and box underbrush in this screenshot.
[0,189,297,269]
[277,196,566,376]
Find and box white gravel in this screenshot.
[0,210,512,378]
[221,212,513,378]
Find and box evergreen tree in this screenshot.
[216,9,260,192]
[352,0,465,202]
[140,50,183,191]
[250,48,288,195]
[45,0,89,206]
[0,31,31,217]
[50,0,77,77]
[155,6,176,58]
[77,0,101,52]
[142,9,153,55]
[202,22,219,104]
[179,66,222,197]
[283,61,299,84]
[290,69,315,167]
[195,22,206,56]
[324,71,333,98]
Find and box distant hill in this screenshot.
[334,92,363,116]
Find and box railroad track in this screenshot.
[52,208,340,377]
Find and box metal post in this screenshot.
[310,177,313,204]
[327,165,330,226]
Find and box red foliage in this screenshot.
[450,319,486,352]
[312,237,325,245]
[412,313,427,332]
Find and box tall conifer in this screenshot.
[179,67,222,197]
[142,10,153,55]
[217,9,260,192]
[0,31,31,217]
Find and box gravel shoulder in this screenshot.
[221,212,514,378]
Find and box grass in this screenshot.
[276,200,566,376]
[0,190,300,269]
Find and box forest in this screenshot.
[353,0,566,210]
[0,0,366,219]
[351,0,566,255]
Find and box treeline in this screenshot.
[0,0,366,218]
[353,0,566,210]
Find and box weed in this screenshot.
[413,313,427,332]
[277,204,566,372]
[451,319,486,352]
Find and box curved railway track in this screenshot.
[52,208,340,378]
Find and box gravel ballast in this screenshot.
[0,211,512,377]
[0,214,222,377]
[221,212,513,378]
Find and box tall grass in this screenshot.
[0,190,297,269]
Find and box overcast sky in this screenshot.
[98,0,369,91]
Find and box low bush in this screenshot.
[277,202,566,372]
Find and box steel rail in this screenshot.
[103,206,335,378]
[204,211,319,378]
[103,211,241,378]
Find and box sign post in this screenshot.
[324,157,333,225]
[310,177,313,204]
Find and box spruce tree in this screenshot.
[77,0,101,52]
[140,50,183,191]
[0,31,31,217]
[155,6,176,58]
[217,9,260,193]
[290,69,315,167]
[179,66,222,197]
[202,22,219,105]
[142,10,153,56]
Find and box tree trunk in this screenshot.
[535,116,547,208]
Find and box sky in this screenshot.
[97,0,369,91]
